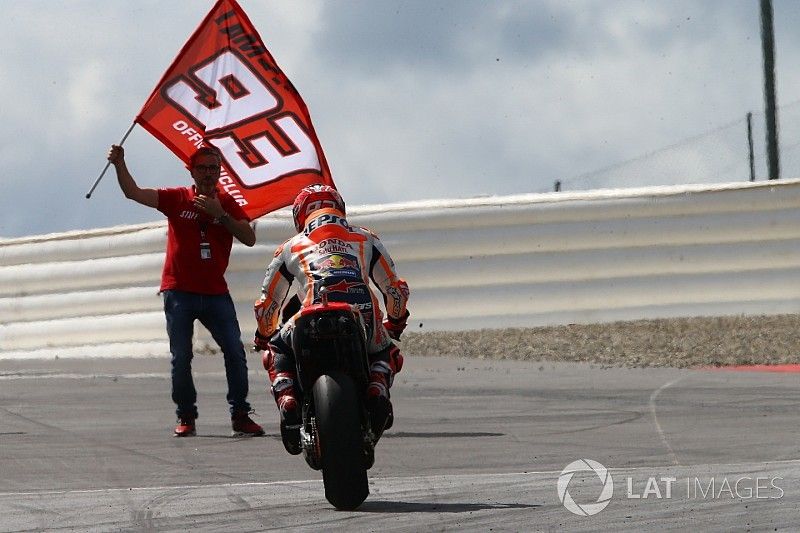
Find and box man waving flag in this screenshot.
[136,0,334,218]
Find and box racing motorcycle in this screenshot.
[281,287,382,510]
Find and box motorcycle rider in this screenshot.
[254,184,409,453]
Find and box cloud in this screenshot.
[300,0,773,202]
[2,1,800,238]
[65,61,111,136]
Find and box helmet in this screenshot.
[292,184,346,231]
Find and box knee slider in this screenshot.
[271,374,295,395]
[370,360,393,388]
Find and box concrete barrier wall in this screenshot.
[2,179,800,359]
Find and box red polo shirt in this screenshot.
[157,187,250,295]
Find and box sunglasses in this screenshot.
[194,164,221,172]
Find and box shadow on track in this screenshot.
[357,500,538,513]
[382,431,504,438]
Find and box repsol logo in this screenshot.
[305,214,350,235]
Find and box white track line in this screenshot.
[649,376,685,466]
[3,460,800,498]
[0,372,236,380]
[0,373,170,380]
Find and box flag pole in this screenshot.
[85,122,137,199]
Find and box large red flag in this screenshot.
[136,0,334,218]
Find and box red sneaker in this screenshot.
[174,416,196,437]
[231,410,265,437]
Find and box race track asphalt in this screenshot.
[0,354,798,531]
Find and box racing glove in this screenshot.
[253,330,271,352]
[383,310,409,341]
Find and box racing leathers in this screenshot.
[254,207,409,442]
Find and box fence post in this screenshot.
[747,112,756,181]
[761,0,780,180]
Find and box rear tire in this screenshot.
[313,372,369,510]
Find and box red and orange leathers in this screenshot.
[254,208,409,356]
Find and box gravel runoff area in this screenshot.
[399,314,800,368]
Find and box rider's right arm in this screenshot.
[108,145,158,208]
[254,242,294,338]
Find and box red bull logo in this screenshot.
[318,254,359,270]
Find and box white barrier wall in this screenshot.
[3,179,800,359]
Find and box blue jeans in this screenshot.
[162,290,251,418]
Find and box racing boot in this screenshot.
[272,373,302,455]
[365,363,393,440]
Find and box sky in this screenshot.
[2,0,800,238]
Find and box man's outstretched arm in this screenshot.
[108,145,158,208]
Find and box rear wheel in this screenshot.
[313,372,369,510]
